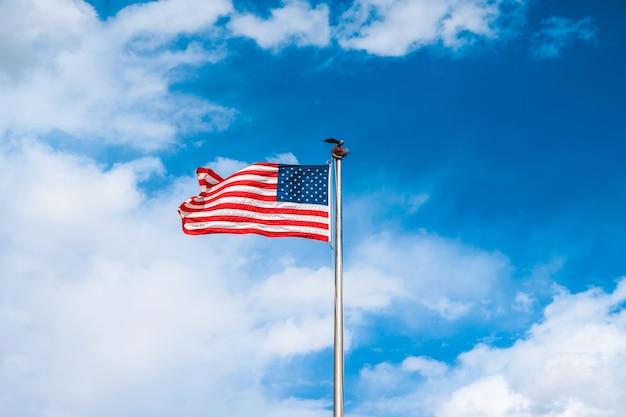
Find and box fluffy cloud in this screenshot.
[226,0,531,56]
[228,0,331,50]
[335,0,514,56]
[352,280,626,417]
[0,0,95,80]
[112,0,233,39]
[349,232,511,320]
[0,0,235,150]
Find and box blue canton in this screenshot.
[277,165,329,205]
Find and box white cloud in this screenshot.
[440,1,498,48]
[438,376,531,417]
[350,232,511,320]
[249,266,334,356]
[202,153,300,179]
[335,0,510,56]
[266,152,300,164]
[345,265,407,311]
[206,156,250,177]
[351,280,626,417]
[0,0,96,80]
[228,0,331,50]
[112,0,233,40]
[402,356,448,377]
[513,291,535,312]
[531,16,597,59]
[0,0,235,150]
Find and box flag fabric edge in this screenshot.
[178,162,331,242]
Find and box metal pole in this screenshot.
[324,138,349,417]
[332,150,346,417]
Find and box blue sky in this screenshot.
[1,0,626,416]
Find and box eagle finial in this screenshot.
[324,138,349,159]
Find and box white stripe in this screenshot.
[184,209,329,222]
[205,174,278,195]
[183,221,329,236]
[181,197,329,212]
[198,172,221,185]
[193,184,277,201]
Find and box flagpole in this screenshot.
[328,139,349,417]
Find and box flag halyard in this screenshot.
[178,162,330,242]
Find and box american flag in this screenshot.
[178,162,330,242]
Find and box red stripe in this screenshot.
[181,202,327,217]
[182,226,328,242]
[203,180,277,198]
[199,178,217,187]
[187,191,277,207]
[183,216,329,230]
[197,167,224,183]
[201,166,278,193]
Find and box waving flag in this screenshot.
[178,162,330,242]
